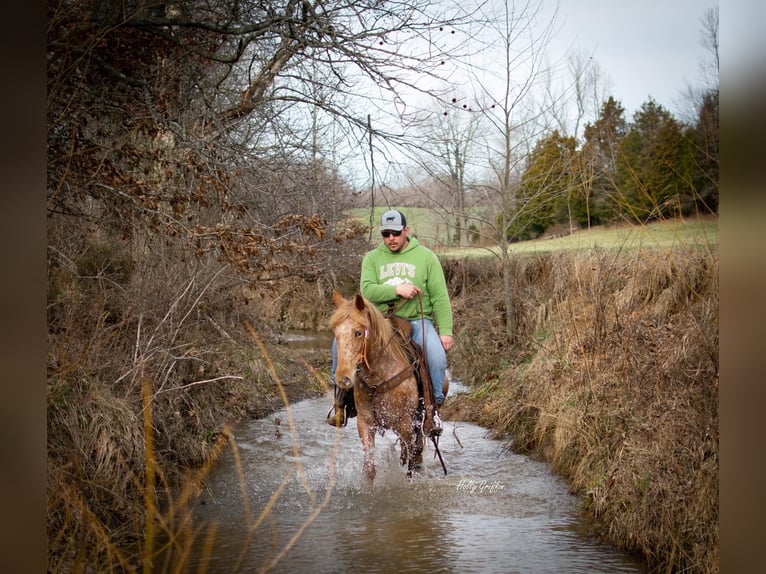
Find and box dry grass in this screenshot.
[46,232,330,572]
[47,322,330,572]
[445,243,718,573]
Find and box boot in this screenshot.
[325,387,355,427]
[325,402,347,427]
[421,399,442,438]
[429,405,443,437]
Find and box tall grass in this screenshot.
[46,232,333,572]
[47,323,335,573]
[445,241,719,573]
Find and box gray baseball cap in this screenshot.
[380,209,406,231]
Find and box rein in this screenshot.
[412,293,447,477]
[416,293,427,366]
[359,292,429,395]
[357,327,416,396]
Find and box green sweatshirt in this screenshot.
[360,236,453,336]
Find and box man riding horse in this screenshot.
[328,209,454,437]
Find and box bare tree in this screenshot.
[545,51,611,231]
[392,0,569,338]
[678,5,719,125]
[47,0,480,282]
[46,4,485,567]
[404,94,484,246]
[544,49,611,141]
[463,0,560,339]
[700,6,719,88]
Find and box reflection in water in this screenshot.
[277,329,335,350]
[190,386,645,573]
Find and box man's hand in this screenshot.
[440,335,454,352]
[395,284,422,299]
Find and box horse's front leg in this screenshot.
[358,418,376,488]
[401,427,424,478]
[400,437,413,478]
[410,428,424,473]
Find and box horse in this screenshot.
[330,291,434,486]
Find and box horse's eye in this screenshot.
[354,330,364,338]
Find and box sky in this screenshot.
[343,0,738,187]
[545,0,716,121]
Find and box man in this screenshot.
[328,209,454,435]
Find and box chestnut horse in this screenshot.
[330,291,428,485]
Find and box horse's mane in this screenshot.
[330,294,411,365]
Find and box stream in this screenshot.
[189,331,646,573]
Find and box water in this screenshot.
[190,380,645,573]
[276,329,335,350]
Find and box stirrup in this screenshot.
[429,409,443,437]
[325,404,347,427]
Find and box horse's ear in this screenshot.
[354,292,366,312]
[332,290,345,308]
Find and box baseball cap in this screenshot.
[380,209,406,231]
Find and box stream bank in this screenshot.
[271,247,719,574]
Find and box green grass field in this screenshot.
[445,217,719,258]
[350,207,718,257]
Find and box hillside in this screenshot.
[442,239,719,573]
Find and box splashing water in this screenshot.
[190,379,645,573]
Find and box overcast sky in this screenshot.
[546,0,717,121]
[345,0,735,186]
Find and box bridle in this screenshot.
[355,322,417,397]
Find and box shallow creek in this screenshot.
[189,332,646,573]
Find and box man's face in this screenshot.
[381,227,408,252]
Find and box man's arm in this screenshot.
[359,252,398,304]
[428,255,454,337]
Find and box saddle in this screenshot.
[327,315,441,436]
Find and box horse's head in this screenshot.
[330,291,371,390]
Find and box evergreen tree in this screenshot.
[511,130,577,239]
[616,99,695,221]
[690,89,719,214]
[580,97,627,224]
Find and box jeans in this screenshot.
[331,318,446,406]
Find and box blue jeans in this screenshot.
[331,318,446,406]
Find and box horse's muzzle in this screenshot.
[336,374,355,390]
